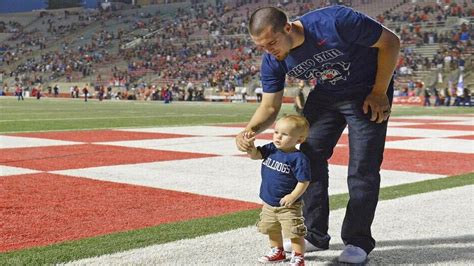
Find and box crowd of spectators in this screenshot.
[0,0,324,97]
[378,0,472,24]
[396,22,470,75]
[395,20,471,101]
[384,1,473,103]
[0,0,472,102]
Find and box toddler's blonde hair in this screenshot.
[278,114,310,140]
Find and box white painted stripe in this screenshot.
[0,135,81,149]
[115,126,274,136]
[52,156,263,203]
[97,137,269,156]
[64,185,474,265]
[385,127,471,138]
[52,158,444,203]
[385,122,424,127]
[114,121,468,138]
[341,126,470,137]
[395,115,474,121]
[328,165,445,195]
[436,120,474,126]
[0,165,40,176]
[385,138,474,154]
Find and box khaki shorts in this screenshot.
[256,201,307,239]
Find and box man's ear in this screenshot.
[284,22,291,33]
[296,136,305,144]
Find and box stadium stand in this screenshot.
[0,0,472,104]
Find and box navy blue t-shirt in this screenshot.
[258,143,311,207]
[260,5,383,96]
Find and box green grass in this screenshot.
[0,98,472,133]
[1,173,472,264]
[390,105,474,116]
[0,98,265,132]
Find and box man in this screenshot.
[15,84,24,101]
[443,87,451,106]
[83,85,89,102]
[424,87,431,106]
[294,81,306,115]
[235,6,399,264]
[53,84,59,97]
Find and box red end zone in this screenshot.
[0,173,260,252]
[0,144,217,171]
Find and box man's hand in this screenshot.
[235,130,256,152]
[279,194,297,207]
[363,91,391,123]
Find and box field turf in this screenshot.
[0,97,472,264]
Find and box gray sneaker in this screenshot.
[283,239,326,253]
[338,244,367,264]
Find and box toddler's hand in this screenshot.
[236,130,255,152]
[244,132,256,150]
[279,194,296,207]
[244,131,256,141]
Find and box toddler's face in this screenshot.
[272,119,302,152]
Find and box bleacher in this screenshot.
[0,0,472,103]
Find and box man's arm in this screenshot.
[365,26,400,123]
[246,90,284,133]
[235,90,283,152]
[295,92,304,110]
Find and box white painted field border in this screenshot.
[384,138,474,154]
[0,165,40,176]
[0,135,82,149]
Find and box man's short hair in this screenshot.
[248,6,288,36]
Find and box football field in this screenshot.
[0,98,473,264]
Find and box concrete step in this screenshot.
[410,44,440,59]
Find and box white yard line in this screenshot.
[395,115,474,121]
[0,135,81,148]
[0,165,40,176]
[384,138,474,154]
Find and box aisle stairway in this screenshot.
[411,44,440,60]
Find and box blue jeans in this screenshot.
[300,86,392,254]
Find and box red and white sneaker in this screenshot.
[289,251,305,266]
[258,247,286,263]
